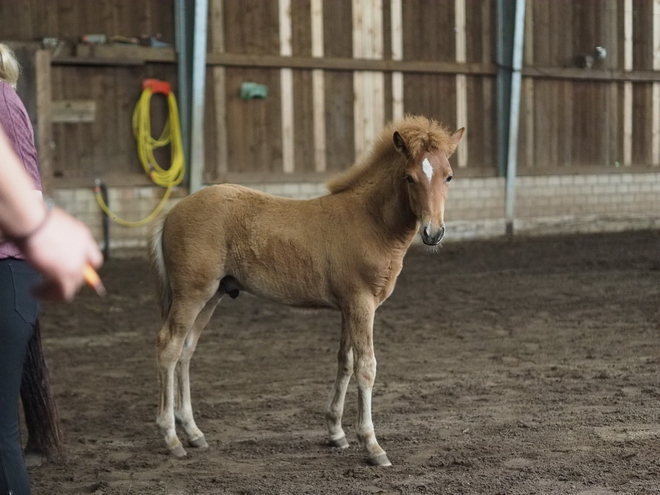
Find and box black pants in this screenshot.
[0,259,39,495]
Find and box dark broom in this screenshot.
[20,318,63,461]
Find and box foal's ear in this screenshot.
[450,127,465,146]
[393,131,409,157]
[447,127,466,156]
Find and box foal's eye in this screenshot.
[404,175,415,184]
[446,175,453,183]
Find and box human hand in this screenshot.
[19,207,104,302]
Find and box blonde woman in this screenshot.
[0,43,102,495]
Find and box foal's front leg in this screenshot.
[345,300,391,466]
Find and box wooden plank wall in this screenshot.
[221,0,282,177]
[465,0,495,171]
[49,63,175,184]
[11,1,658,184]
[4,0,499,184]
[519,0,660,173]
[0,0,172,41]
[322,0,355,173]
[0,0,175,186]
[205,0,358,180]
[205,0,497,182]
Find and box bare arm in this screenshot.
[0,191,45,243]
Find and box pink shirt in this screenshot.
[0,80,42,259]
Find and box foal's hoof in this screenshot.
[368,454,392,467]
[188,435,209,449]
[169,445,187,458]
[329,436,349,449]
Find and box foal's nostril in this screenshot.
[423,225,430,238]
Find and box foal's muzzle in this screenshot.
[421,224,445,246]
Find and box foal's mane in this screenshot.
[327,115,456,194]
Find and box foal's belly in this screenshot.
[234,272,336,309]
[225,242,337,310]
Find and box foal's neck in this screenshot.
[361,155,418,248]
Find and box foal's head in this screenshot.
[392,119,465,246]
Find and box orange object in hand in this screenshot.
[83,264,106,296]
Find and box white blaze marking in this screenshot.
[422,158,433,182]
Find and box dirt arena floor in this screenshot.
[28,229,660,494]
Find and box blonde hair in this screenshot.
[0,43,20,88]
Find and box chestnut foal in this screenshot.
[151,115,464,466]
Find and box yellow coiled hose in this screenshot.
[95,84,184,227]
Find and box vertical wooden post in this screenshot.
[455,0,468,167]
[623,0,633,166]
[652,0,660,166]
[371,1,385,146]
[605,0,619,168]
[10,44,53,195]
[311,0,327,172]
[280,0,295,173]
[363,2,374,147]
[211,0,228,180]
[391,0,404,121]
[353,0,384,159]
[353,0,365,158]
[35,50,53,195]
[481,0,494,168]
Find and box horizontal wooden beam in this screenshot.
[51,51,496,75]
[52,44,176,66]
[523,66,660,83]
[75,43,176,62]
[50,51,660,83]
[206,53,497,75]
[52,56,146,66]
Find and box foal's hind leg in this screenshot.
[325,335,354,449]
[157,288,216,457]
[174,293,222,449]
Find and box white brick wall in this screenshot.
[52,172,660,250]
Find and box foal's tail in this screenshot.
[150,216,172,320]
[20,319,63,459]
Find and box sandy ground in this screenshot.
[26,230,660,494]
